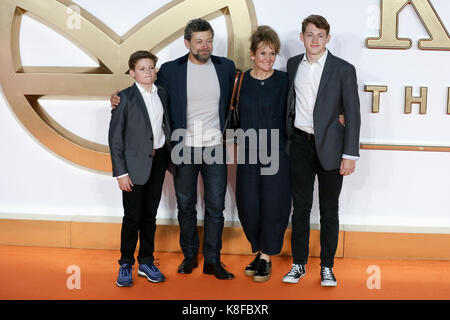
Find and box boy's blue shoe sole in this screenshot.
[115,280,133,287]
[138,264,165,283]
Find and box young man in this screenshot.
[108,51,172,287]
[283,15,361,286]
[111,19,236,280]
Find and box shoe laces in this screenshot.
[287,264,301,276]
[142,259,160,272]
[322,267,334,280]
[120,264,132,277]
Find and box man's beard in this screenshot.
[192,50,211,63]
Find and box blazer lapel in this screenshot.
[131,83,153,134]
[288,54,303,92]
[156,85,172,148]
[177,54,189,129]
[211,56,226,116]
[315,51,336,105]
[156,85,169,120]
[287,54,303,117]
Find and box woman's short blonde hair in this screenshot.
[250,25,281,54]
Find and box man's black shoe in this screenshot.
[177,257,198,274]
[203,262,234,280]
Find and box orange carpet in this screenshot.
[1,245,450,300]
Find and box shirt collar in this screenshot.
[188,57,213,66]
[135,82,157,95]
[302,49,328,66]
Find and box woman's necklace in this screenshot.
[251,69,274,86]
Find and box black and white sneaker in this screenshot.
[282,264,306,283]
[320,267,337,287]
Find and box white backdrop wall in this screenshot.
[1,0,450,231]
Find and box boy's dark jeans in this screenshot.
[118,147,169,266]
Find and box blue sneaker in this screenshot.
[138,262,165,283]
[116,263,133,287]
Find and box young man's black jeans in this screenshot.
[290,129,343,268]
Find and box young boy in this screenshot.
[108,51,172,287]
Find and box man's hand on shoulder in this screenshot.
[110,90,120,109]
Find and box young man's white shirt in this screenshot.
[293,49,358,161]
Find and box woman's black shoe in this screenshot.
[244,253,261,276]
[253,259,271,282]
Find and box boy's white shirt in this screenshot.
[115,82,166,179]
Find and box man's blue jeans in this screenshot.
[173,145,227,264]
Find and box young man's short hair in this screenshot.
[128,51,158,70]
[301,15,330,35]
[184,18,214,41]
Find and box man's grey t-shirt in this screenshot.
[186,58,222,147]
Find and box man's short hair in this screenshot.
[250,25,281,54]
[128,50,158,70]
[301,15,330,35]
[184,18,214,41]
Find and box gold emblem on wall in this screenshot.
[0,0,257,172]
[366,0,450,50]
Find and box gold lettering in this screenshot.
[365,85,388,113]
[366,0,450,50]
[405,86,428,114]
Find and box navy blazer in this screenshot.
[155,53,236,146]
[108,83,172,185]
[285,51,361,170]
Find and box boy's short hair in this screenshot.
[250,25,281,55]
[128,51,158,70]
[184,18,214,41]
[302,15,330,35]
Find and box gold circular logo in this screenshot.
[0,0,257,172]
